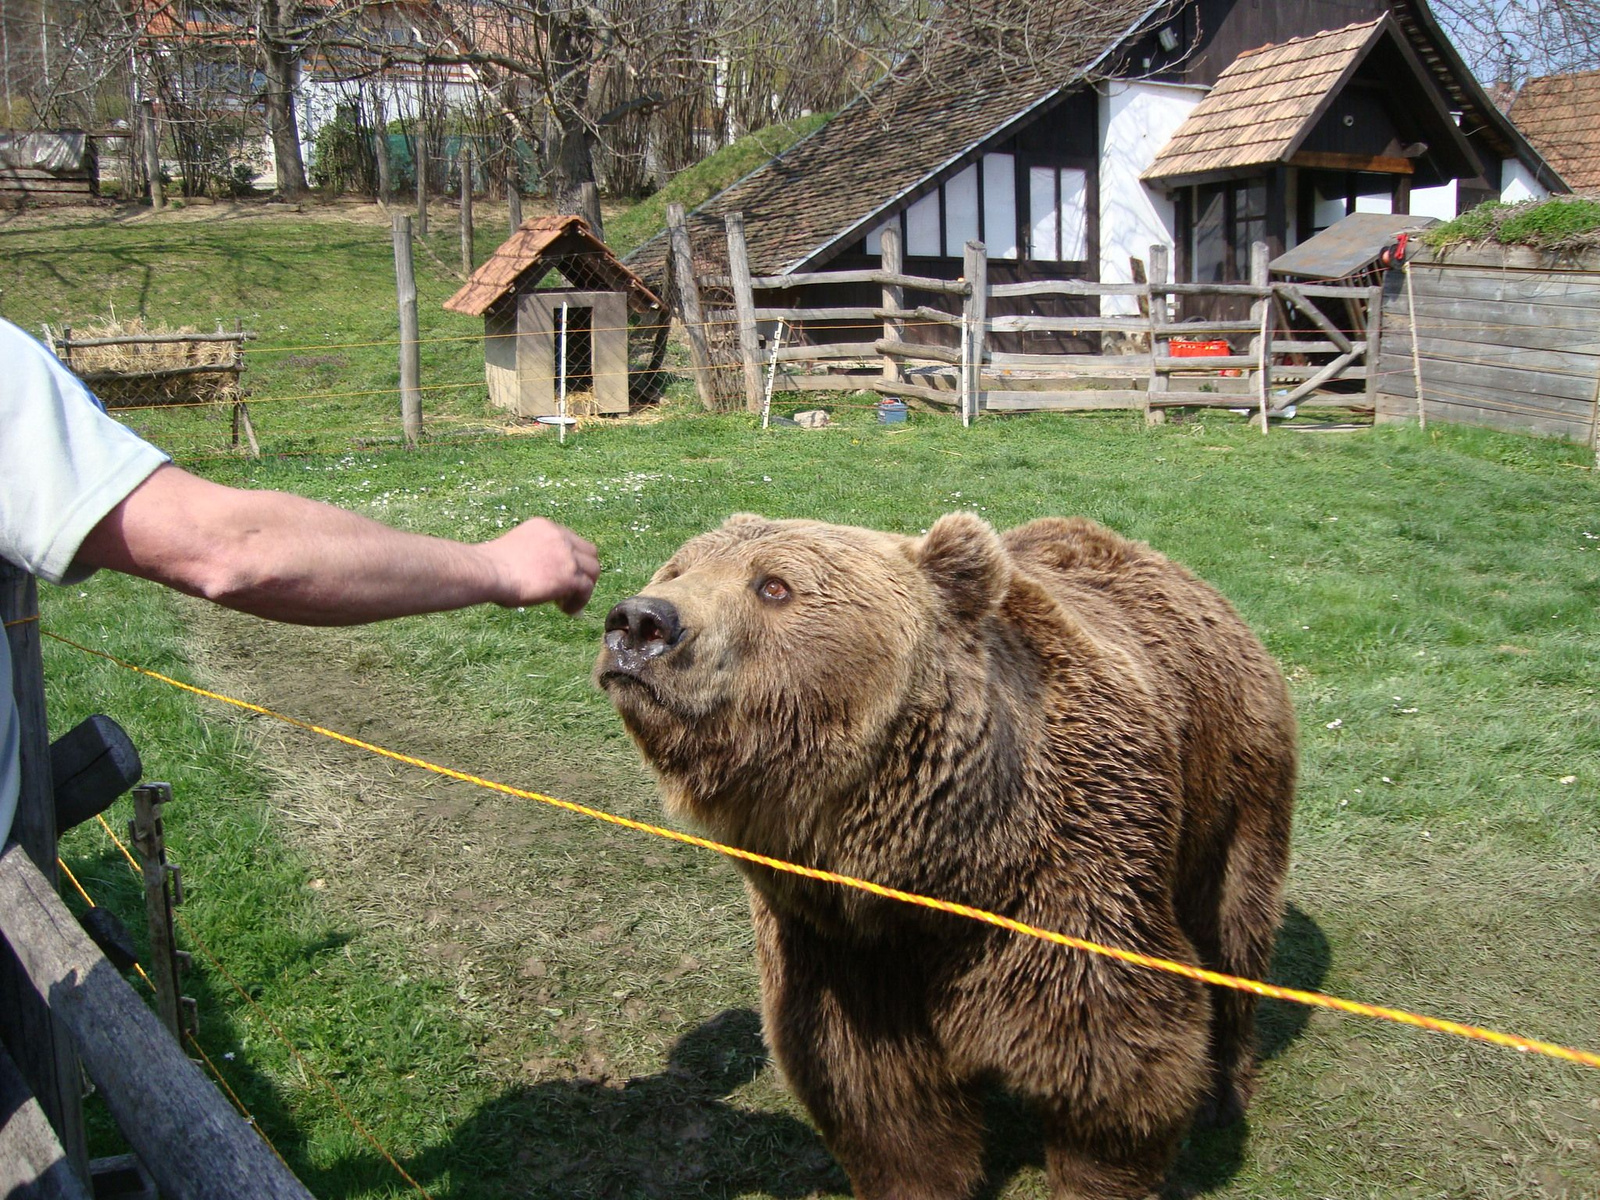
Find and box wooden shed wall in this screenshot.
[1374,245,1600,445]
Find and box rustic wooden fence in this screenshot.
[1,559,315,1199]
[1375,244,1600,453]
[672,211,1380,428]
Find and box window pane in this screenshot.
[906,190,941,256]
[1059,168,1088,261]
[1029,166,1058,260]
[983,153,1017,258]
[1194,187,1227,282]
[1312,182,1346,232]
[1354,190,1392,214]
[944,164,979,256]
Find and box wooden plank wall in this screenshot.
[1375,246,1600,445]
[0,168,94,204]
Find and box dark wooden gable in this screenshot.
[624,0,1172,286]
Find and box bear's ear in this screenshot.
[913,512,1009,621]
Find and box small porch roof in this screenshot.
[444,214,663,317]
[1142,17,1476,189]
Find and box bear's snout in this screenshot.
[602,595,684,673]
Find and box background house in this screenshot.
[1508,70,1600,195]
[628,0,1564,329]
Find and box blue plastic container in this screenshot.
[878,400,908,424]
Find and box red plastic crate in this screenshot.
[1168,338,1231,357]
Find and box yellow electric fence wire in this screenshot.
[4,614,40,628]
[88,813,438,1199]
[41,627,1600,1074]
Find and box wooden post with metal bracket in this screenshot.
[130,783,193,1043]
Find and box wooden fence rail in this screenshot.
[1,557,317,1199]
[703,215,1381,427]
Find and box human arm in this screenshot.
[72,464,600,623]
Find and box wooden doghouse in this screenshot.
[444,215,665,418]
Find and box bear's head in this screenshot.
[595,512,1012,846]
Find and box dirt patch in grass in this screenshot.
[178,599,850,1197]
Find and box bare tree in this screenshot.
[1432,0,1600,84]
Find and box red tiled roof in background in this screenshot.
[1510,69,1600,193]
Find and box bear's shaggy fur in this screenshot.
[595,513,1296,1199]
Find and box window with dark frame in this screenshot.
[866,150,1092,265]
[1192,178,1267,282]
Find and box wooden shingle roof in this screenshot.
[444,214,663,317]
[1143,20,1385,186]
[1510,70,1600,193]
[625,0,1166,284]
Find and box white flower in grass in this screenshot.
[1325,718,1342,730]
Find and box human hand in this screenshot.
[482,519,601,615]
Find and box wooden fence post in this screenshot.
[666,203,717,410]
[1,559,90,1185]
[1249,241,1270,435]
[962,241,987,426]
[881,227,904,387]
[1363,283,1384,414]
[459,146,474,278]
[725,212,764,414]
[578,181,603,241]
[1145,244,1169,425]
[392,215,423,447]
[1404,260,1425,428]
[508,178,522,233]
[130,784,184,1041]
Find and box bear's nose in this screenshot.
[603,595,683,664]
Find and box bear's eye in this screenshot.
[756,577,791,603]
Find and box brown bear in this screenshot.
[595,512,1296,1199]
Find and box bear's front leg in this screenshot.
[749,890,987,1200]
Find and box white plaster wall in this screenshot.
[1409,179,1458,221]
[1097,80,1205,314]
[1501,158,1550,204]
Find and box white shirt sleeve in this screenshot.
[2,319,171,846]
[0,319,170,585]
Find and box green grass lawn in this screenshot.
[10,205,1599,1198]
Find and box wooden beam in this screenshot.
[0,1042,91,1200]
[983,390,1146,411]
[876,338,962,366]
[880,227,904,387]
[724,213,765,414]
[1,559,88,1185]
[666,203,717,410]
[0,844,317,1200]
[1289,151,1415,175]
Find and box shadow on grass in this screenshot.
[1166,902,1332,1197]
[99,903,1326,1199]
[977,903,1332,1200]
[306,1006,846,1200]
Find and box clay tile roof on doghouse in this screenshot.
[1510,69,1600,193]
[1143,20,1386,186]
[443,214,664,317]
